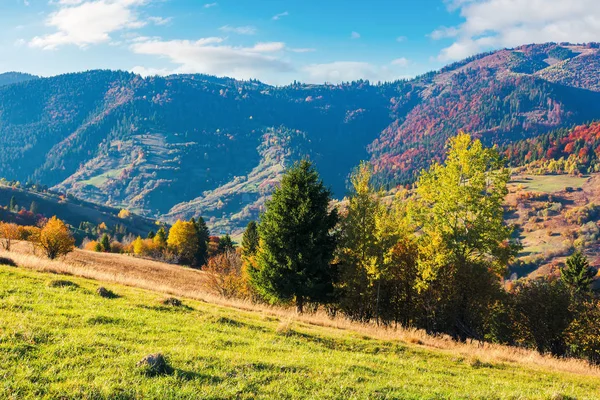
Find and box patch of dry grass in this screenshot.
[2,244,599,378]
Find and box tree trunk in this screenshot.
[296,295,304,314]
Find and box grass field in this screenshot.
[510,174,589,193]
[1,265,600,399]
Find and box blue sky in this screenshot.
[1,0,599,85]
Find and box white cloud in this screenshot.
[130,38,293,83]
[30,0,147,50]
[219,25,257,35]
[272,11,289,20]
[303,60,411,84]
[148,16,172,26]
[204,2,217,8]
[351,31,361,39]
[434,0,600,61]
[251,42,285,52]
[396,36,407,42]
[289,48,316,53]
[391,57,409,67]
[429,26,459,40]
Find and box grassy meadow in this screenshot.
[1,264,599,399]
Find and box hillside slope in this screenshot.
[2,43,600,232]
[1,264,598,399]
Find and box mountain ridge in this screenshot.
[2,42,600,232]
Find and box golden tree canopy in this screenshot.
[39,216,75,259]
[167,220,199,264]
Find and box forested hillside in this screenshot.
[0,72,38,87]
[2,42,600,232]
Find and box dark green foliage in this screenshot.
[513,278,573,356]
[9,196,16,212]
[100,234,111,253]
[147,231,155,239]
[250,160,338,313]
[241,221,259,257]
[191,217,210,266]
[561,251,596,298]
[217,234,235,254]
[155,227,167,248]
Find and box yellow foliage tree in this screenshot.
[118,209,131,219]
[0,222,20,251]
[38,216,75,259]
[167,220,199,265]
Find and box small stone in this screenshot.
[162,297,183,307]
[97,287,118,299]
[137,353,172,376]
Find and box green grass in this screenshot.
[81,167,127,188]
[511,174,589,193]
[1,265,599,399]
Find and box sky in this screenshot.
[2,0,600,85]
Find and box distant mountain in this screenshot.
[0,72,38,87]
[1,42,600,233]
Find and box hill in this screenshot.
[1,258,599,399]
[2,43,600,232]
[0,182,157,241]
[0,72,38,87]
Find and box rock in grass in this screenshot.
[48,280,78,288]
[97,287,118,299]
[137,353,173,376]
[0,256,17,267]
[162,297,183,307]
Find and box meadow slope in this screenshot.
[1,262,600,399]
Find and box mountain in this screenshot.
[0,72,38,87]
[1,42,600,233]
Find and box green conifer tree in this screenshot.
[249,160,338,313]
[241,221,259,257]
[561,251,595,298]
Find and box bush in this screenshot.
[204,250,249,299]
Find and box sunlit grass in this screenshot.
[1,265,599,399]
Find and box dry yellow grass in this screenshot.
[2,242,599,378]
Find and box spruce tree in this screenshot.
[191,217,210,266]
[250,160,338,313]
[241,221,259,257]
[154,227,168,248]
[561,251,595,298]
[100,234,111,253]
[218,234,235,253]
[9,196,16,212]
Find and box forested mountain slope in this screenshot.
[2,42,600,232]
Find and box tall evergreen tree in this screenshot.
[241,221,259,257]
[191,217,210,266]
[100,234,111,253]
[154,227,168,249]
[218,234,235,253]
[561,251,595,298]
[250,160,339,313]
[9,196,17,212]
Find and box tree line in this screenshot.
[236,133,599,364]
